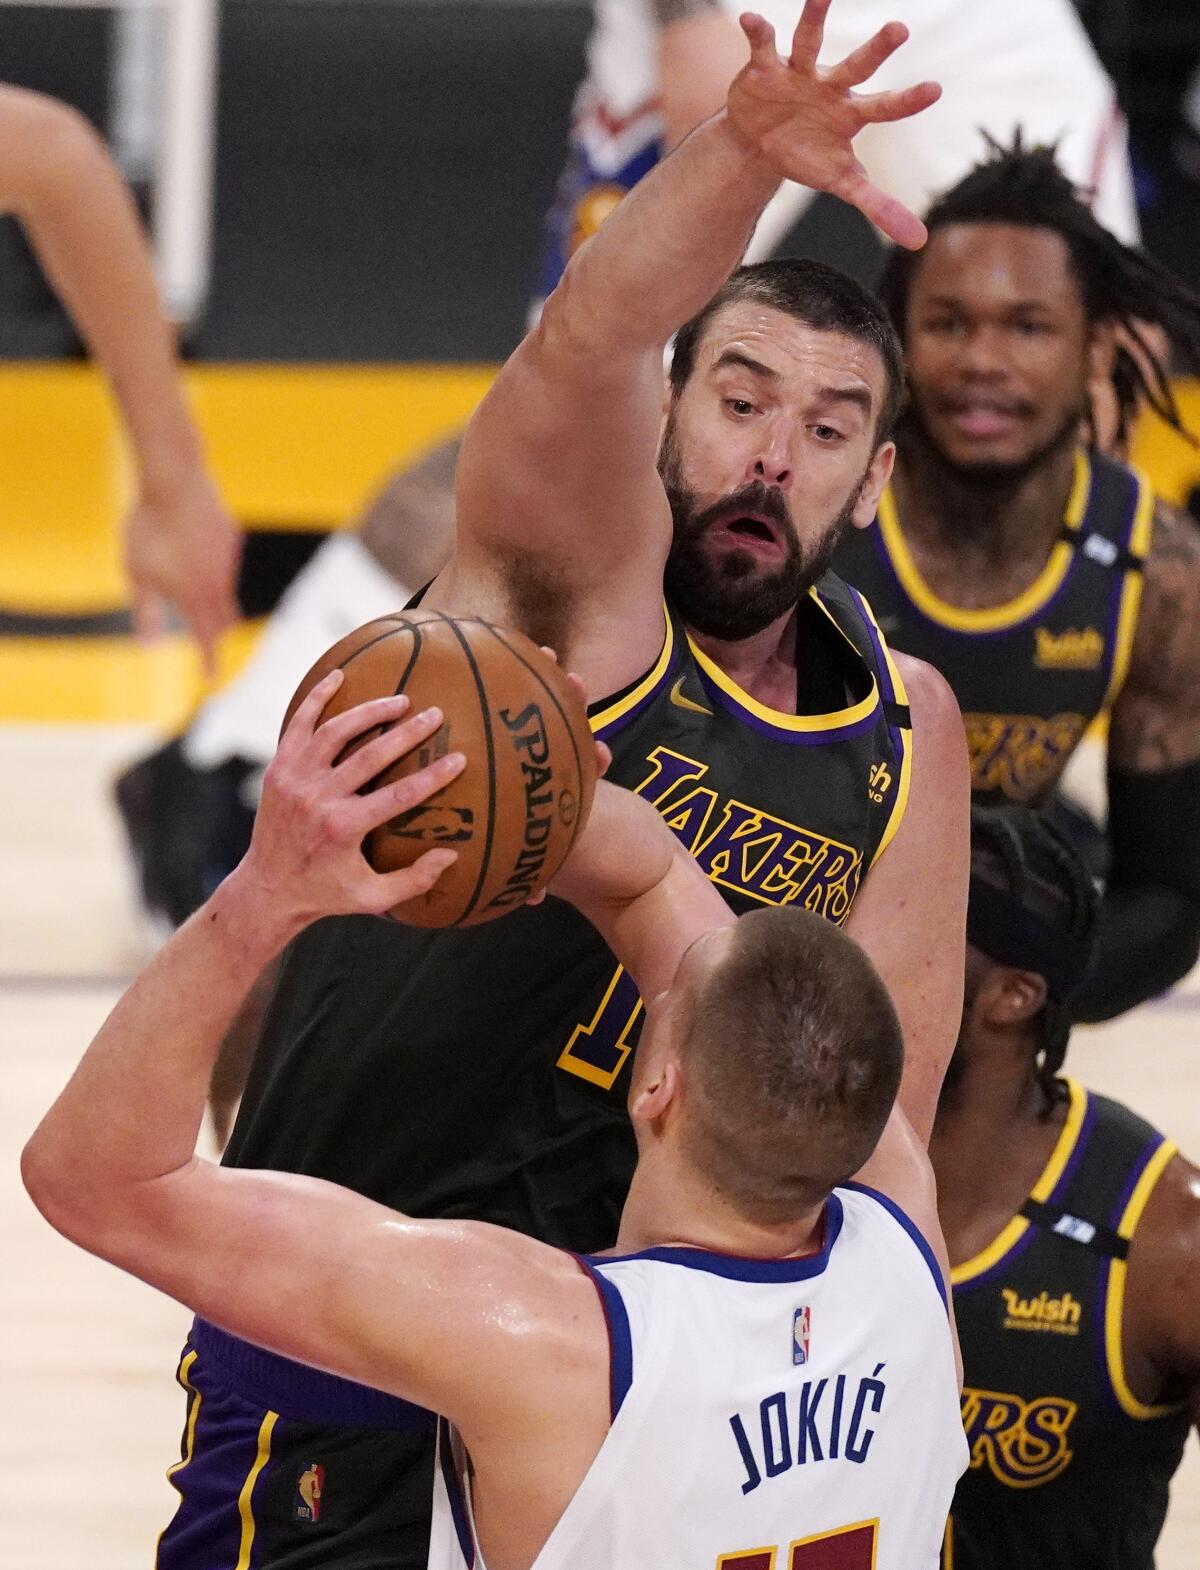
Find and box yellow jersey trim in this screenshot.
[589,608,674,733]
[951,1077,1088,1286]
[1105,1137,1183,1421]
[877,450,1090,633]
[685,589,880,733]
[858,595,913,869]
[234,1409,278,1570]
[1101,469,1155,710]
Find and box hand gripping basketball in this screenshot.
[280,612,599,927]
[244,672,466,925]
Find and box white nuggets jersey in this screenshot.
[429,1183,966,1570]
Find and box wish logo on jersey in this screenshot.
[1000,1288,1082,1335]
[634,746,862,922]
[960,1387,1077,1488]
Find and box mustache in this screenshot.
[676,480,797,548]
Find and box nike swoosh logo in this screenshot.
[670,676,713,716]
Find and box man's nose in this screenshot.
[747,435,793,491]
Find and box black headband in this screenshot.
[967,878,1092,999]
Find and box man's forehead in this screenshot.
[914,222,1078,307]
[698,301,885,398]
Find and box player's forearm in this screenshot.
[0,89,206,495]
[22,871,295,1244]
[554,783,733,998]
[1072,884,1200,1022]
[543,112,779,359]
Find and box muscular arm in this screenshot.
[1075,503,1200,1020]
[447,6,937,676]
[0,86,239,665]
[1122,1152,1200,1421]
[845,655,971,1145]
[21,687,600,1434]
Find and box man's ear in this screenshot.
[852,440,896,530]
[630,1056,683,1129]
[980,966,1049,1029]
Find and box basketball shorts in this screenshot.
[156,1319,436,1570]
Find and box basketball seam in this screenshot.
[329,618,423,776]
[480,623,590,866]
[434,613,497,926]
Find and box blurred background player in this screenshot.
[933,805,1200,1568]
[836,140,1200,1022]
[0,84,238,670]
[116,0,1139,935]
[24,689,966,1570]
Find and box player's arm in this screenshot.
[450,4,938,638]
[1121,1151,1200,1428]
[0,86,239,669]
[551,778,736,1000]
[845,654,970,1146]
[1076,501,1200,1021]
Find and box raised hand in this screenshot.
[236,670,466,925]
[727,1,941,249]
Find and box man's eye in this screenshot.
[1012,319,1051,336]
[925,317,964,336]
[811,424,843,442]
[725,399,755,416]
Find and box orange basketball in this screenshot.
[282,611,597,927]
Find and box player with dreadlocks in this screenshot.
[836,136,1200,1021]
[930,804,1200,1570]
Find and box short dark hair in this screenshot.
[677,906,903,1224]
[969,805,1099,1111]
[879,134,1200,450]
[670,258,906,443]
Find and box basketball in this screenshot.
[282,610,597,927]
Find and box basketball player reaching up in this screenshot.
[24,672,967,1570]
[143,8,970,1564]
[933,806,1200,1569]
[0,85,239,667]
[836,139,1200,1021]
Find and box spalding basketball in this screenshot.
[282,611,597,927]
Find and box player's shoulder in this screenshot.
[890,650,967,780]
[1129,1141,1200,1271]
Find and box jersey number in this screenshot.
[556,963,643,1090]
[718,1519,878,1569]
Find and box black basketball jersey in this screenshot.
[225,576,911,1253]
[835,450,1152,806]
[945,1077,1190,1570]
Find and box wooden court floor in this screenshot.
[2,723,1197,1568]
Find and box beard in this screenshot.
[658,420,865,642]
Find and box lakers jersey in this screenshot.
[835,450,1152,805]
[430,1185,965,1570]
[946,1079,1189,1569]
[226,577,910,1255]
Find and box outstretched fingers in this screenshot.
[786,0,832,72]
[854,79,942,126]
[739,11,779,66]
[281,669,345,751]
[825,20,908,89]
[838,166,928,250]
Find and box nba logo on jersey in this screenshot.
[294,1462,325,1523]
[792,1306,811,1365]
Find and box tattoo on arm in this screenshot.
[652,0,720,21]
[1109,501,1200,772]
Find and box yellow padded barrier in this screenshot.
[0,362,495,615]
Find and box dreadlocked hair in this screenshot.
[878,133,1200,451]
[969,804,1100,1114]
